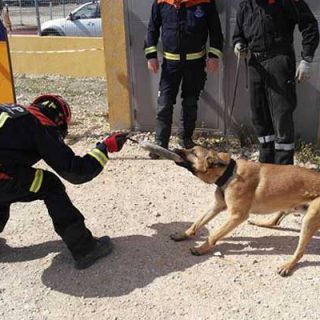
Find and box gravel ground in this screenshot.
[1,75,320,320]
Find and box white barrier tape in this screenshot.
[10,48,104,54]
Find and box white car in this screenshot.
[40,1,101,37]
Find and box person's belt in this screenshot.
[163,49,206,61]
[251,48,291,62]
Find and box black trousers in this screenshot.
[249,53,297,164]
[156,58,207,147]
[0,166,95,259]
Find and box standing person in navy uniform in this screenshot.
[0,95,128,269]
[233,0,319,164]
[145,0,223,156]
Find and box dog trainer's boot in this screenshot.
[55,220,113,269]
[150,100,173,159]
[178,137,196,149]
[179,96,198,149]
[73,236,113,270]
[0,205,10,233]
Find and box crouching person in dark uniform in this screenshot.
[145,0,223,156]
[0,95,128,269]
[233,0,319,164]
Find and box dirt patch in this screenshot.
[1,75,319,320]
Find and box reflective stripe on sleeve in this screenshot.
[145,46,157,55]
[88,148,109,167]
[0,113,10,128]
[29,169,44,193]
[275,143,295,151]
[208,47,223,58]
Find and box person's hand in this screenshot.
[147,58,159,73]
[103,132,128,153]
[296,60,311,83]
[234,42,248,58]
[206,58,219,74]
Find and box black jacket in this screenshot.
[0,104,108,184]
[233,0,319,58]
[144,0,224,60]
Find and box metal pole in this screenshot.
[62,0,66,17]
[34,0,41,35]
[49,1,52,20]
[18,0,23,25]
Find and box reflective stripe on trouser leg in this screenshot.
[29,169,44,193]
[38,171,95,258]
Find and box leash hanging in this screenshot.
[226,53,241,134]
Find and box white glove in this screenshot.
[234,42,247,58]
[296,60,311,83]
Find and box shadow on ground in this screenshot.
[1,222,320,297]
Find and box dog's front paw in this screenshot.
[277,263,293,277]
[170,232,188,242]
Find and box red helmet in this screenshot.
[32,94,71,137]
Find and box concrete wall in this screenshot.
[8,35,105,77]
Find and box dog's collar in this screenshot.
[215,159,236,189]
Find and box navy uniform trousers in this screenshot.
[155,57,207,147]
[249,52,297,164]
[0,166,94,259]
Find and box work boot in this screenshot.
[178,138,196,149]
[0,206,10,233]
[74,236,113,270]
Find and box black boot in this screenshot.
[0,205,10,233]
[179,96,198,149]
[178,137,196,149]
[275,149,294,165]
[74,236,113,270]
[55,220,112,269]
[151,101,173,160]
[259,141,275,164]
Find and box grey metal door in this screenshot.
[125,0,320,142]
[125,0,226,133]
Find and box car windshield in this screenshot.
[73,3,100,20]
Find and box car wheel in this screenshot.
[41,30,62,36]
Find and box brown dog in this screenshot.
[169,146,320,276]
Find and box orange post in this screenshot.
[0,19,15,104]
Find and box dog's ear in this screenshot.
[207,152,230,168]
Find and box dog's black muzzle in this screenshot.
[173,149,195,174]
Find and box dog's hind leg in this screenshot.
[278,198,320,277]
[170,189,226,242]
[248,211,289,228]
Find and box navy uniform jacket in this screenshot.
[0,104,108,184]
[233,0,319,58]
[144,0,224,61]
